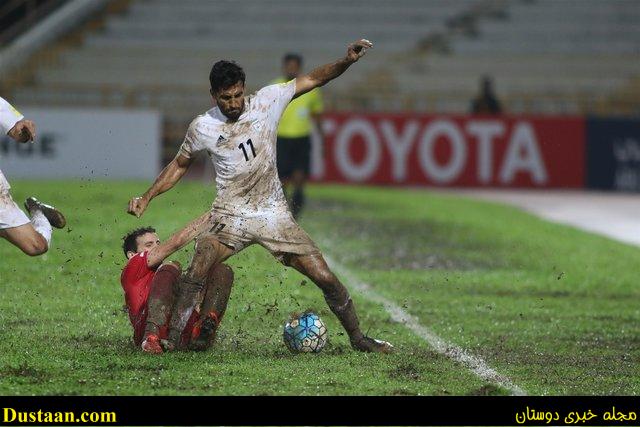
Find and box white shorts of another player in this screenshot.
[0,170,30,230]
[323,251,527,396]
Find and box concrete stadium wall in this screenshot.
[0,107,161,180]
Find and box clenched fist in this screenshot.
[127,196,149,218]
[346,39,373,63]
[8,119,36,143]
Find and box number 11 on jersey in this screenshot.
[238,139,256,161]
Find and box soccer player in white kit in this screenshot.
[0,97,66,255]
[128,39,392,353]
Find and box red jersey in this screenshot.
[120,251,156,346]
[120,251,200,346]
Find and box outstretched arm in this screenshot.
[0,97,35,142]
[127,153,193,217]
[146,210,211,268]
[294,39,373,98]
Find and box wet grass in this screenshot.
[0,181,489,396]
[0,181,637,395]
[302,185,640,395]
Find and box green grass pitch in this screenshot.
[0,181,638,395]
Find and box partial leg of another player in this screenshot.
[189,263,234,351]
[141,262,182,354]
[284,252,393,353]
[166,234,234,349]
[1,223,48,256]
[290,169,306,219]
[277,137,295,213]
[0,195,66,256]
[290,137,311,219]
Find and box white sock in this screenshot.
[30,209,52,245]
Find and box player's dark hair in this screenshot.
[122,226,156,257]
[209,60,246,94]
[283,53,303,66]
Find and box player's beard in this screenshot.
[222,106,242,122]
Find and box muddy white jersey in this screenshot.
[0,170,10,194]
[179,80,296,215]
[0,96,24,193]
[0,96,23,136]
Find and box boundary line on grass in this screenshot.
[323,253,527,396]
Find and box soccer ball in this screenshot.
[283,312,328,353]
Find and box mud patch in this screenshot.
[466,384,506,396]
[389,363,421,381]
[571,333,640,353]
[305,199,507,271]
[406,347,442,362]
[1,362,49,383]
[2,319,37,328]
[466,287,639,301]
[106,362,167,373]
[64,332,117,348]
[480,345,637,393]
[391,388,419,395]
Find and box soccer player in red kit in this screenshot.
[120,212,234,353]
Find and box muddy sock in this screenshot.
[200,264,234,321]
[145,265,179,337]
[324,289,364,343]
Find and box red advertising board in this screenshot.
[313,114,585,188]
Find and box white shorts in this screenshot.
[0,191,30,230]
[0,168,29,229]
[205,207,320,263]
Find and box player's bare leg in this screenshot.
[284,253,393,353]
[141,262,182,354]
[0,223,48,256]
[190,263,234,351]
[165,235,233,350]
[0,196,65,256]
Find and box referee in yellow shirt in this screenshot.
[274,53,324,219]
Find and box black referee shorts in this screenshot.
[276,136,311,180]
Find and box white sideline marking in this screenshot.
[323,253,527,396]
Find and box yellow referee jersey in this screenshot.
[272,77,323,138]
